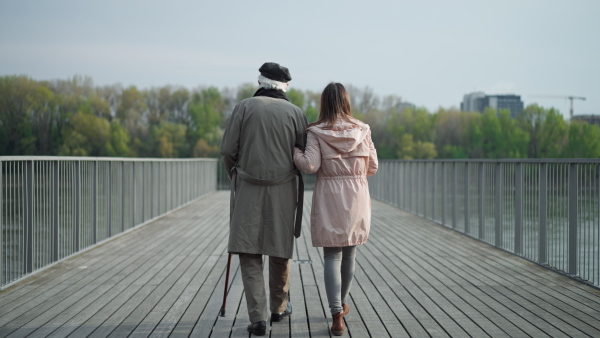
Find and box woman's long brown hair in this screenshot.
[309,82,354,129]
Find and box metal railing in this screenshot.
[1,156,217,289]
[369,159,600,287]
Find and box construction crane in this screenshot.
[529,95,586,119]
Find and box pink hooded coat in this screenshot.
[294,118,378,247]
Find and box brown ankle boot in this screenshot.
[331,312,344,336]
[342,303,349,316]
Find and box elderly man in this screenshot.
[220,62,307,336]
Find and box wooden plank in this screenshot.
[203,260,244,338]
[0,235,182,337]
[299,216,331,338]
[351,263,411,337]
[370,203,581,337]
[96,211,228,338]
[126,213,230,337]
[0,218,145,304]
[229,271,251,338]
[288,260,310,338]
[64,248,208,337]
[371,209,541,336]
[0,222,172,320]
[1,192,599,337]
[61,196,228,338]
[0,193,218,309]
[31,214,227,338]
[290,202,315,337]
[187,253,233,337]
[364,212,505,337]
[397,216,600,336]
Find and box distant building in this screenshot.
[460,92,486,113]
[461,92,524,118]
[572,114,600,126]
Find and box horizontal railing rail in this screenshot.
[1,156,217,289]
[369,159,600,287]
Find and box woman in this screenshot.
[294,82,378,336]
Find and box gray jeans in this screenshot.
[323,246,357,315]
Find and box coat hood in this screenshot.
[307,118,371,159]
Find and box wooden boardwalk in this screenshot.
[1,191,600,338]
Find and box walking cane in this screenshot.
[220,253,232,317]
[221,167,235,317]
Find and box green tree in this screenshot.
[105,121,131,157]
[0,76,37,155]
[481,108,504,158]
[150,122,188,158]
[58,111,111,156]
[193,138,220,157]
[168,87,191,126]
[117,86,148,156]
[517,105,568,158]
[287,89,304,109]
[237,83,258,101]
[187,87,225,155]
[27,83,57,155]
[434,109,472,158]
[563,121,600,158]
[304,90,321,123]
[498,109,529,158]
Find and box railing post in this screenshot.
[478,162,484,240]
[465,162,470,234]
[74,161,81,253]
[382,162,386,203]
[108,162,112,238]
[132,162,136,227]
[515,162,523,255]
[121,161,125,233]
[141,162,145,222]
[161,162,169,213]
[416,163,421,216]
[53,161,59,262]
[403,162,408,210]
[407,163,412,211]
[422,163,426,218]
[568,162,578,276]
[452,162,457,229]
[392,161,396,207]
[93,161,97,245]
[25,161,33,274]
[158,162,162,213]
[0,160,3,285]
[495,162,503,248]
[441,162,446,226]
[432,162,436,221]
[150,162,154,219]
[539,163,548,264]
[389,162,393,205]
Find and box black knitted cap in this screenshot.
[259,62,292,83]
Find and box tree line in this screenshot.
[1,75,599,159]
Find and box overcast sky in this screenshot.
[1,0,598,118]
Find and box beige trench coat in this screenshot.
[220,95,307,259]
[293,118,378,247]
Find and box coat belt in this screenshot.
[230,167,304,238]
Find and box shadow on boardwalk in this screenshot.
[1,191,600,337]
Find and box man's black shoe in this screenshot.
[247,320,266,336]
[271,301,292,322]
